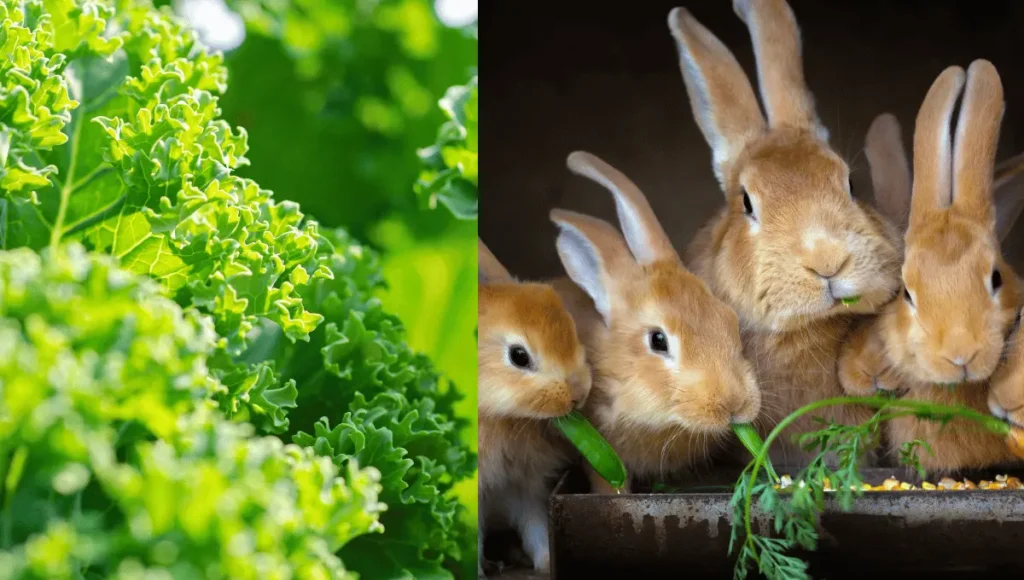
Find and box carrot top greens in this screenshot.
[728,395,1013,580]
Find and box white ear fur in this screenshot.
[667,7,765,188]
[732,0,829,141]
[566,151,676,265]
[910,66,966,221]
[994,152,1024,241]
[553,222,612,325]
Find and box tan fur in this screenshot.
[989,308,1024,428]
[477,239,592,572]
[550,152,761,492]
[668,2,902,463]
[838,62,1024,473]
[888,385,1016,474]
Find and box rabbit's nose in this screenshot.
[802,237,850,280]
[942,349,979,370]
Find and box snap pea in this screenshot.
[553,411,627,492]
[731,423,779,483]
[840,296,861,306]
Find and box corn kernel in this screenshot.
[882,477,899,490]
[938,477,957,490]
[898,482,913,490]
[997,474,1008,483]
[921,482,936,490]
[1006,477,1022,489]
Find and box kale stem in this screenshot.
[739,395,1010,571]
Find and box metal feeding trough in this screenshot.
[548,466,1024,579]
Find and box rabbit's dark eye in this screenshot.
[509,345,532,369]
[848,177,855,196]
[992,268,1003,293]
[903,287,914,306]
[649,330,669,354]
[742,190,754,216]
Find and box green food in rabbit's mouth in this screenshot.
[840,296,861,306]
[731,423,778,483]
[554,411,628,492]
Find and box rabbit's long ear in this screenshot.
[733,0,828,141]
[550,209,633,326]
[951,59,1004,226]
[567,151,679,265]
[479,239,513,284]
[865,113,912,232]
[668,7,765,187]
[993,151,1024,241]
[910,65,966,228]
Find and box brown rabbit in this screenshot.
[548,150,762,494]
[477,239,592,573]
[839,61,1024,474]
[667,0,903,464]
[989,305,1024,432]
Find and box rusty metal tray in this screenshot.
[549,466,1024,579]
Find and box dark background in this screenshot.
[480,0,1024,280]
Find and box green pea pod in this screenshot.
[732,423,779,483]
[841,296,861,306]
[554,411,627,492]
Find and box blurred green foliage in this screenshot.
[414,75,478,220]
[216,0,477,241]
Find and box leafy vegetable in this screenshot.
[0,244,383,578]
[264,228,474,578]
[729,395,1012,580]
[554,411,628,492]
[0,0,477,577]
[415,75,478,220]
[1,0,334,433]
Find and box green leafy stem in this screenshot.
[733,395,1012,580]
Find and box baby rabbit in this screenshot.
[839,61,1024,473]
[477,238,592,573]
[548,151,761,494]
[667,0,902,463]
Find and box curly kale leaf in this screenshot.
[0,0,336,433]
[259,229,474,579]
[0,244,384,579]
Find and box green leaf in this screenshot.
[414,75,478,220]
[1,0,338,430]
[0,243,385,577]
